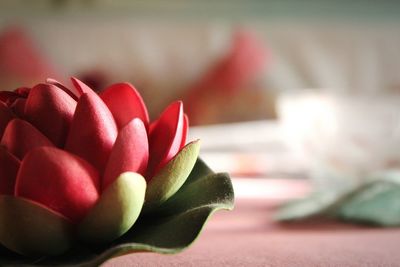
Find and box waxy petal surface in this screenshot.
[100,83,149,129]
[46,78,79,100]
[147,101,187,179]
[71,77,94,95]
[1,118,53,159]
[15,147,100,223]
[10,98,26,118]
[0,101,15,137]
[0,91,19,106]
[24,83,77,146]
[181,114,189,149]
[103,118,148,189]
[0,147,20,195]
[145,140,200,210]
[65,93,118,173]
[79,172,146,244]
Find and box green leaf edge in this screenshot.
[77,204,233,267]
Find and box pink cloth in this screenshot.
[104,196,400,266]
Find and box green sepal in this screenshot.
[78,172,146,244]
[0,196,73,256]
[145,140,200,210]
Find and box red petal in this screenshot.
[100,83,149,129]
[24,83,77,146]
[1,118,53,160]
[102,118,148,189]
[70,77,94,95]
[181,114,189,149]
[0,102,15,137]
[15,147,100,223]
[147,101,186,179]
[10,98,26,118]
[65,93,118,173]
[46,78,79,101]
[0,91,19,106]
[0,147,20,195]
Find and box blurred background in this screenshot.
[3,2,400,265]
[1,0,400,201]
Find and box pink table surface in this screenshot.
[103,179,400,267]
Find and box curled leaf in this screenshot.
[0,196,73,256]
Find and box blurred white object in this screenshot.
[278,91,400,190]
[189,120,309,178]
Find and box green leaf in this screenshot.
[274,192,341,221]
[78,172,146,244]
[0,157,234,266]
[145,140,200,210]
[338,180,400,226]
[0,196,73,256]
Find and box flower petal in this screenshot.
[79,172,146,244]
[147,101,187,179]
[24,83,77,146]
[0,147,20,195]
[46,78,79,100]
[102,118,148,189]
[15,147,100,223]
[100,83,149,129]
[9,98,26,118]
[0,101,15,137]
[181,114,189,149]
[70,77,94,95]
[65,93,118,173]
[145,140,200,211]
[0,91,19,106]
[1,118,54,159]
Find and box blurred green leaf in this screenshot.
[276,172,400,227]
[338,180,400,226]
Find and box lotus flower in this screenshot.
[0,77,200,256]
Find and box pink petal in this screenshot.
[0,102,15,137]
[180,114,189,149]
[0,147,20,195]
[24,83,77,147]
[147,101,186,179]
[10,98,26,118]
[100,83,149,129]
[102,118,148,189]
[1,118,54,160]
[0,91,20,106]
[65,93,118,173]
[46,78,79,100]
[70,77,94,95]
[15,147,100,223]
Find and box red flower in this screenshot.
[0,78,199,256]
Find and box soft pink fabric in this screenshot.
[105,196,400,267]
